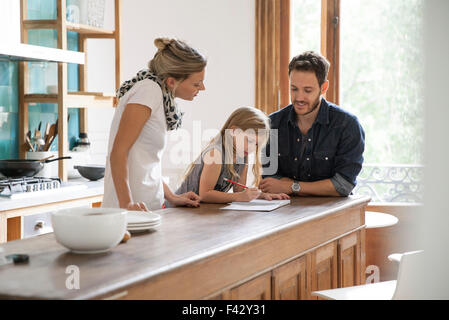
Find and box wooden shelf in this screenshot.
[19,0,122,181]
[66,92,116,108]
[24,94,58,104]
[66,22,115,37]
[23,19,115,37]
[22,19,57,29]
[24,92,116,108]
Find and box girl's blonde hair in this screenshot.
[183,107,270,187]
[149,38,207,82]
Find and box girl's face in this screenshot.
[232,128,259,159]
[167,69,206,101]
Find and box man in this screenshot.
[260,51,365,196]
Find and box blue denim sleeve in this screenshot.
[333,116,365,187]
[330,172,355,196]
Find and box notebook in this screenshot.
[220,199,291,212]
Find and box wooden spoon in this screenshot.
[44,123,56,151]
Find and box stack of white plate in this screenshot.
[126,211,161,233]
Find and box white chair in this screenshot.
[388,250,423,264]
[311,250,423,300]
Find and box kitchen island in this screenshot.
[0,195,370,300]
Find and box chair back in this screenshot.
[392,250,424,299]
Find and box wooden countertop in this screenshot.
[0,195,370,300]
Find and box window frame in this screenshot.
[255,0,340,114]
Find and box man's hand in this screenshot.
[258,192,290,201]
[259,178,292,194]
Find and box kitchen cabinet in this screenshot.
[310,241,338,298]
[18,0,122,181]
[0,196,370,299]
[230,273,272,300]
[211,230,361,301]
[272,255,308,300]
[338,231,362,287]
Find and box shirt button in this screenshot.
[294,157,298,161]
[278,153,281,156]
[306,158,310,161]
[297,138,300,142]
[308,174,311,177]
[294,176,297,179]
[325,157,329,160]
[308,138,311,142]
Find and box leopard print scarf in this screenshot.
[115,69,184,131]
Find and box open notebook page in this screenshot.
[220,199,291,212]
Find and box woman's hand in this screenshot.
[124,202,150,211]
[235,188,262,202]
[170,192,201,207]
[258,192,290,201]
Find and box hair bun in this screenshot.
[154,38,173,50]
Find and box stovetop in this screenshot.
[0,177,61,197]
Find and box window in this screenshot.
[340,0,424,165]
[290,0,321,57]
[288,0,424,202]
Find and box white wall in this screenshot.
[411,0,449,299]
[0,0,20,44]
[87,0,255,188]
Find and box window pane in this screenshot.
[290,0,321,58]
[340,0,425,164]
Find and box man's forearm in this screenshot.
[280,178,341,196]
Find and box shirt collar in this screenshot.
[288,98,330,127]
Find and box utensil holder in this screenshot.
[26,151,59,178]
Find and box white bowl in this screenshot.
[51,207,127,254]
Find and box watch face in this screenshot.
[292,183,300,192]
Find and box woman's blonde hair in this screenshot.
[149,38,207,82]
[183,107,270,187]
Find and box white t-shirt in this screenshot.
[102,79,167,210]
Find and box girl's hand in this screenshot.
[170,192,201,207]
[235,188,262,202]
[125,202,150,211]
[258,192,290,201]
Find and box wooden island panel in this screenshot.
[0,196,369,300]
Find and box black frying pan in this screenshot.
[0,157,71,178]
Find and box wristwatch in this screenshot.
[291,180,301,195]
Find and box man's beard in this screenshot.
[301,95,321,116]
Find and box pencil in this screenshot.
[223,177,248,189]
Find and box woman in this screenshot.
[102,38,207,211]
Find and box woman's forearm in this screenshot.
[110,149,133,208]
[163,182,175,202]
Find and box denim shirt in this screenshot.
[262,98,365,196]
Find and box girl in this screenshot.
[176,107,289,203]
[102,38,206,211]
